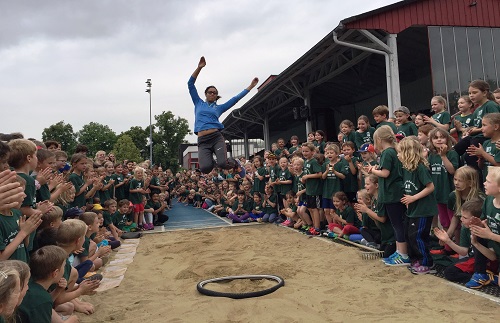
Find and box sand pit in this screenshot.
[79,225,499,322]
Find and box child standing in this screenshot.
[451,96,474,139]
[395,106,418,138]
[466,112,500,183]
[356,143,378,189]
[301,143,323,235]
[454,80,500,169]
[252,156,266,194]
[68,153,93,209]
[292,157,311,230]
[368,125,408,266]
[129,167,150,229]
[339,121,357,150]
[423,96,451,131]
[288,135,300,155]
[321,144,346,225]
[275,157,293,210]
[428,128,459,232]
[314,130,326,154]
[373,105,397,133]
[339,141,359,203]
[354,115,375,149]
[398,137,439,274]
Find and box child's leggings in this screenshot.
[75,260,93,283]
[361,227,381,243]
[407,216,433,266]
[385,202,406,243]
[227,212,250,223]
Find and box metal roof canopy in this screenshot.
[222,0,500,146]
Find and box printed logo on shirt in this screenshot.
[403,180,418,193]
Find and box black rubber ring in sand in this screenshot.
[196,274,285,299]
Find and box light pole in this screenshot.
[145,79,153,167]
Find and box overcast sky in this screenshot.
[0,0,398,143]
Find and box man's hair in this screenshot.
[56,219,87,247]
[29,245,68,281]
[7,139,37,169]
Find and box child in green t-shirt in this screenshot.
[356,143,378,189]
[373,105,397,133]
[395,106,418,138]
[340,120,357,150]
[19,245,79,323]
[398,137,438,273]
[301,143,323,235]
[321,144,346,226]
[262,185,278,223]
[129,167,150,229]
[355,115,375,149]
[423,95,451,131]
[451,96,474,139]
[340,141,359,203]
[280,191,298,227]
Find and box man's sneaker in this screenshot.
[383,253,411,266]
[410,264,436,275]
[465,272,492,289]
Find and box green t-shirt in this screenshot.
[480,196,500,257]
[304,158,323,196]
[113,212,128,230]
[481,139,500,183]
[354,128,375,149]
[362,212,379,231]
[69,172,86,208]
[459,226,471,249]
[396,122,418,138]
[263,194,278,214]
[342,132,357,150]
[112,174,125,201]
[268,164,279,183]
[18,280,53,323]
[315,141,326,154]
[432,111,451,126]
[338,206,361,227]
[322,162,344,200]
[277,168,293,194]
[452,113,473,138]
[402,163,438,218]
[149,176,161,195]
[249,200,263,213]
[36,183,51,203]
[80,236,90,258]
[231,199,250,214]
[376,121,397,133]
[339,157,359,193]
[253,167,267,194]
[129,178,145,205]
[377,147,403,204]
[0,209,28,262]
[18,173,36,209]
[471,101,500,138]
[103,210,113,227]
[288,146,299,155]
[428,151,459,204]
[293,171,306,202]
[99,175,114,203]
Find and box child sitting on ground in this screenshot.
[18,245,80,323]
[78,212,111,274]
[227,190,251,223]
[113,199,137,232]
[328,192,361,238]
[280,191,298,227]
[262,185,278,223]
[249,192,264,222]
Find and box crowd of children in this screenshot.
[1,80,500,321]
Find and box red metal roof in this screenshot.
[342,0,500,34]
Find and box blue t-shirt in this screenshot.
[188,76,249,134]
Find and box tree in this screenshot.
[121,126,149,159]
[112,134,142,163]
[41,121,77,154]
[76,122,117,156]
[153,111,191,172]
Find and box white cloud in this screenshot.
[0,0,398,143]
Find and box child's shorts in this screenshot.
[133,203,145,213]
[306,195,321,209]
[321,197,334,209]
[298,201,307,207]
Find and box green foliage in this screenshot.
[41,121,78,154]
[112,134,142,163]
[76,122,117,156]
[152,111,191,172]
[121,126,149,159]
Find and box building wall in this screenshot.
[428,26,500,114]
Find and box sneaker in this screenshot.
[383,253,411,266]
[300,225,310,232]
[360,239,368,246]
[487,271,499,285]
[327,232,338,238]
[382,251,399,263]
[308,227,320,236]
[410,265,437,275]
[281,219,291,226]
[465,272,492,289]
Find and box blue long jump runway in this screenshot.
[161,201,232,231]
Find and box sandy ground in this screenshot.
[79,225,499,322]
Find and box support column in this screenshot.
[304,88,312,135]
[243,131,249,160]
[263,114,270,150]
[387,34,401,115]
